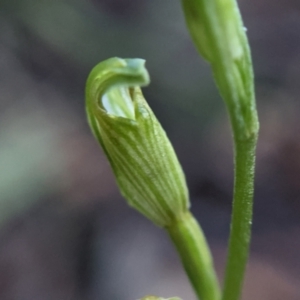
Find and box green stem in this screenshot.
[179,0,260,298]
[222,134,258,300]
[167,212,221,300]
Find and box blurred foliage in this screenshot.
[0,104,66,226]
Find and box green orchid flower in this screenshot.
[85,57,189,227]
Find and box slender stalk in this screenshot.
[222,134,257,300]
[180,0,259,299]
[167,212,221,300]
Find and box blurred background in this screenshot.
[1,0,300,299]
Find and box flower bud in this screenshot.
[140,296,181,300]
[85,57,189,227]
[181,0,259,139]
[181,0,247,64]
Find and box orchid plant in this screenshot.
[85,1,259,300]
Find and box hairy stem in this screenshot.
[222,134,258,300]
[180,0,259,299]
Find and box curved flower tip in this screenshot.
[140,296,181,300]
[85,57,189,227]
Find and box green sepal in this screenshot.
[85,57,189,227]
